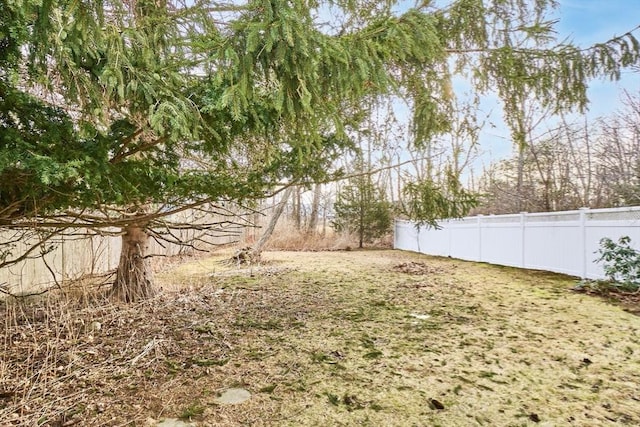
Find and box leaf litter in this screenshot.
[1,249,639,426]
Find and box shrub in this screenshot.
[595,236,640,291]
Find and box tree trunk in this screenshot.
[111,225,156,302]
[516,143,525,212]
[252,187,294,256]
[293,186,302,230]
[229,188,294,265]
[358,184,365,249]
[307,183,321,235]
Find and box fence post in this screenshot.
[393,219,398,249]
[579,207,589,279]
[477,215,483,262]
[60,233,65,284]
[520,212,527,268]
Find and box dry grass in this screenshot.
[261,230,354,251]
[242,217,393,251]
[1,249,640,426]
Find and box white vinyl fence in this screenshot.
[394,206,640,279]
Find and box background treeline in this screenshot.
[272,88,640,246]
[474,91,640,214]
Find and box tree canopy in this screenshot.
[1,0,639,299]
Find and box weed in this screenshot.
[342,394,364,411]
[235,318,282,330]
[370,299,391,308]
[193,322,216,334]
[363,350,383,359]
[179,402,205,420]
[370,403,384,411]
[191,357,229,367]
[325,392,340,406]
[360,335,376,349]
[478,371,497,378]
[259,384,278,393]
[165,359,182,373]
[310,350,344,367]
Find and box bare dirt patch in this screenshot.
[573,286,640,316]
[2,249,640,426]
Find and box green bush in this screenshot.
[595,236,640,291]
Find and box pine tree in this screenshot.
[333,173,393,248]
[2,0,639,300]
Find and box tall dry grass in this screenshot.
[0,281,117,424]
[242,217,393,251]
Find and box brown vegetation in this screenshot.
[1,250,639,426]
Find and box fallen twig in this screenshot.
[130,338,163,366]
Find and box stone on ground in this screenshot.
[156,418,194,427]
[215,388,251,404]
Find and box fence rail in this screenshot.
[394,206,640,279]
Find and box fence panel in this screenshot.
[420,226,448,256]
[0,211,237,294]
[481,221,522,267]
[394,221,420,253]
[394,206,640,280]
[449,219,480,261]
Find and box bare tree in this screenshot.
[476,90,640,213]
[307,183,322,235]
[594,91,640,206]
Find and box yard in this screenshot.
[1,249,639,426]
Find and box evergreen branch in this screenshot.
[109,128,145,163]
[579,24,640,54]
[2,198,249,230]
[109,136,168,164]
[278,156,438,189]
